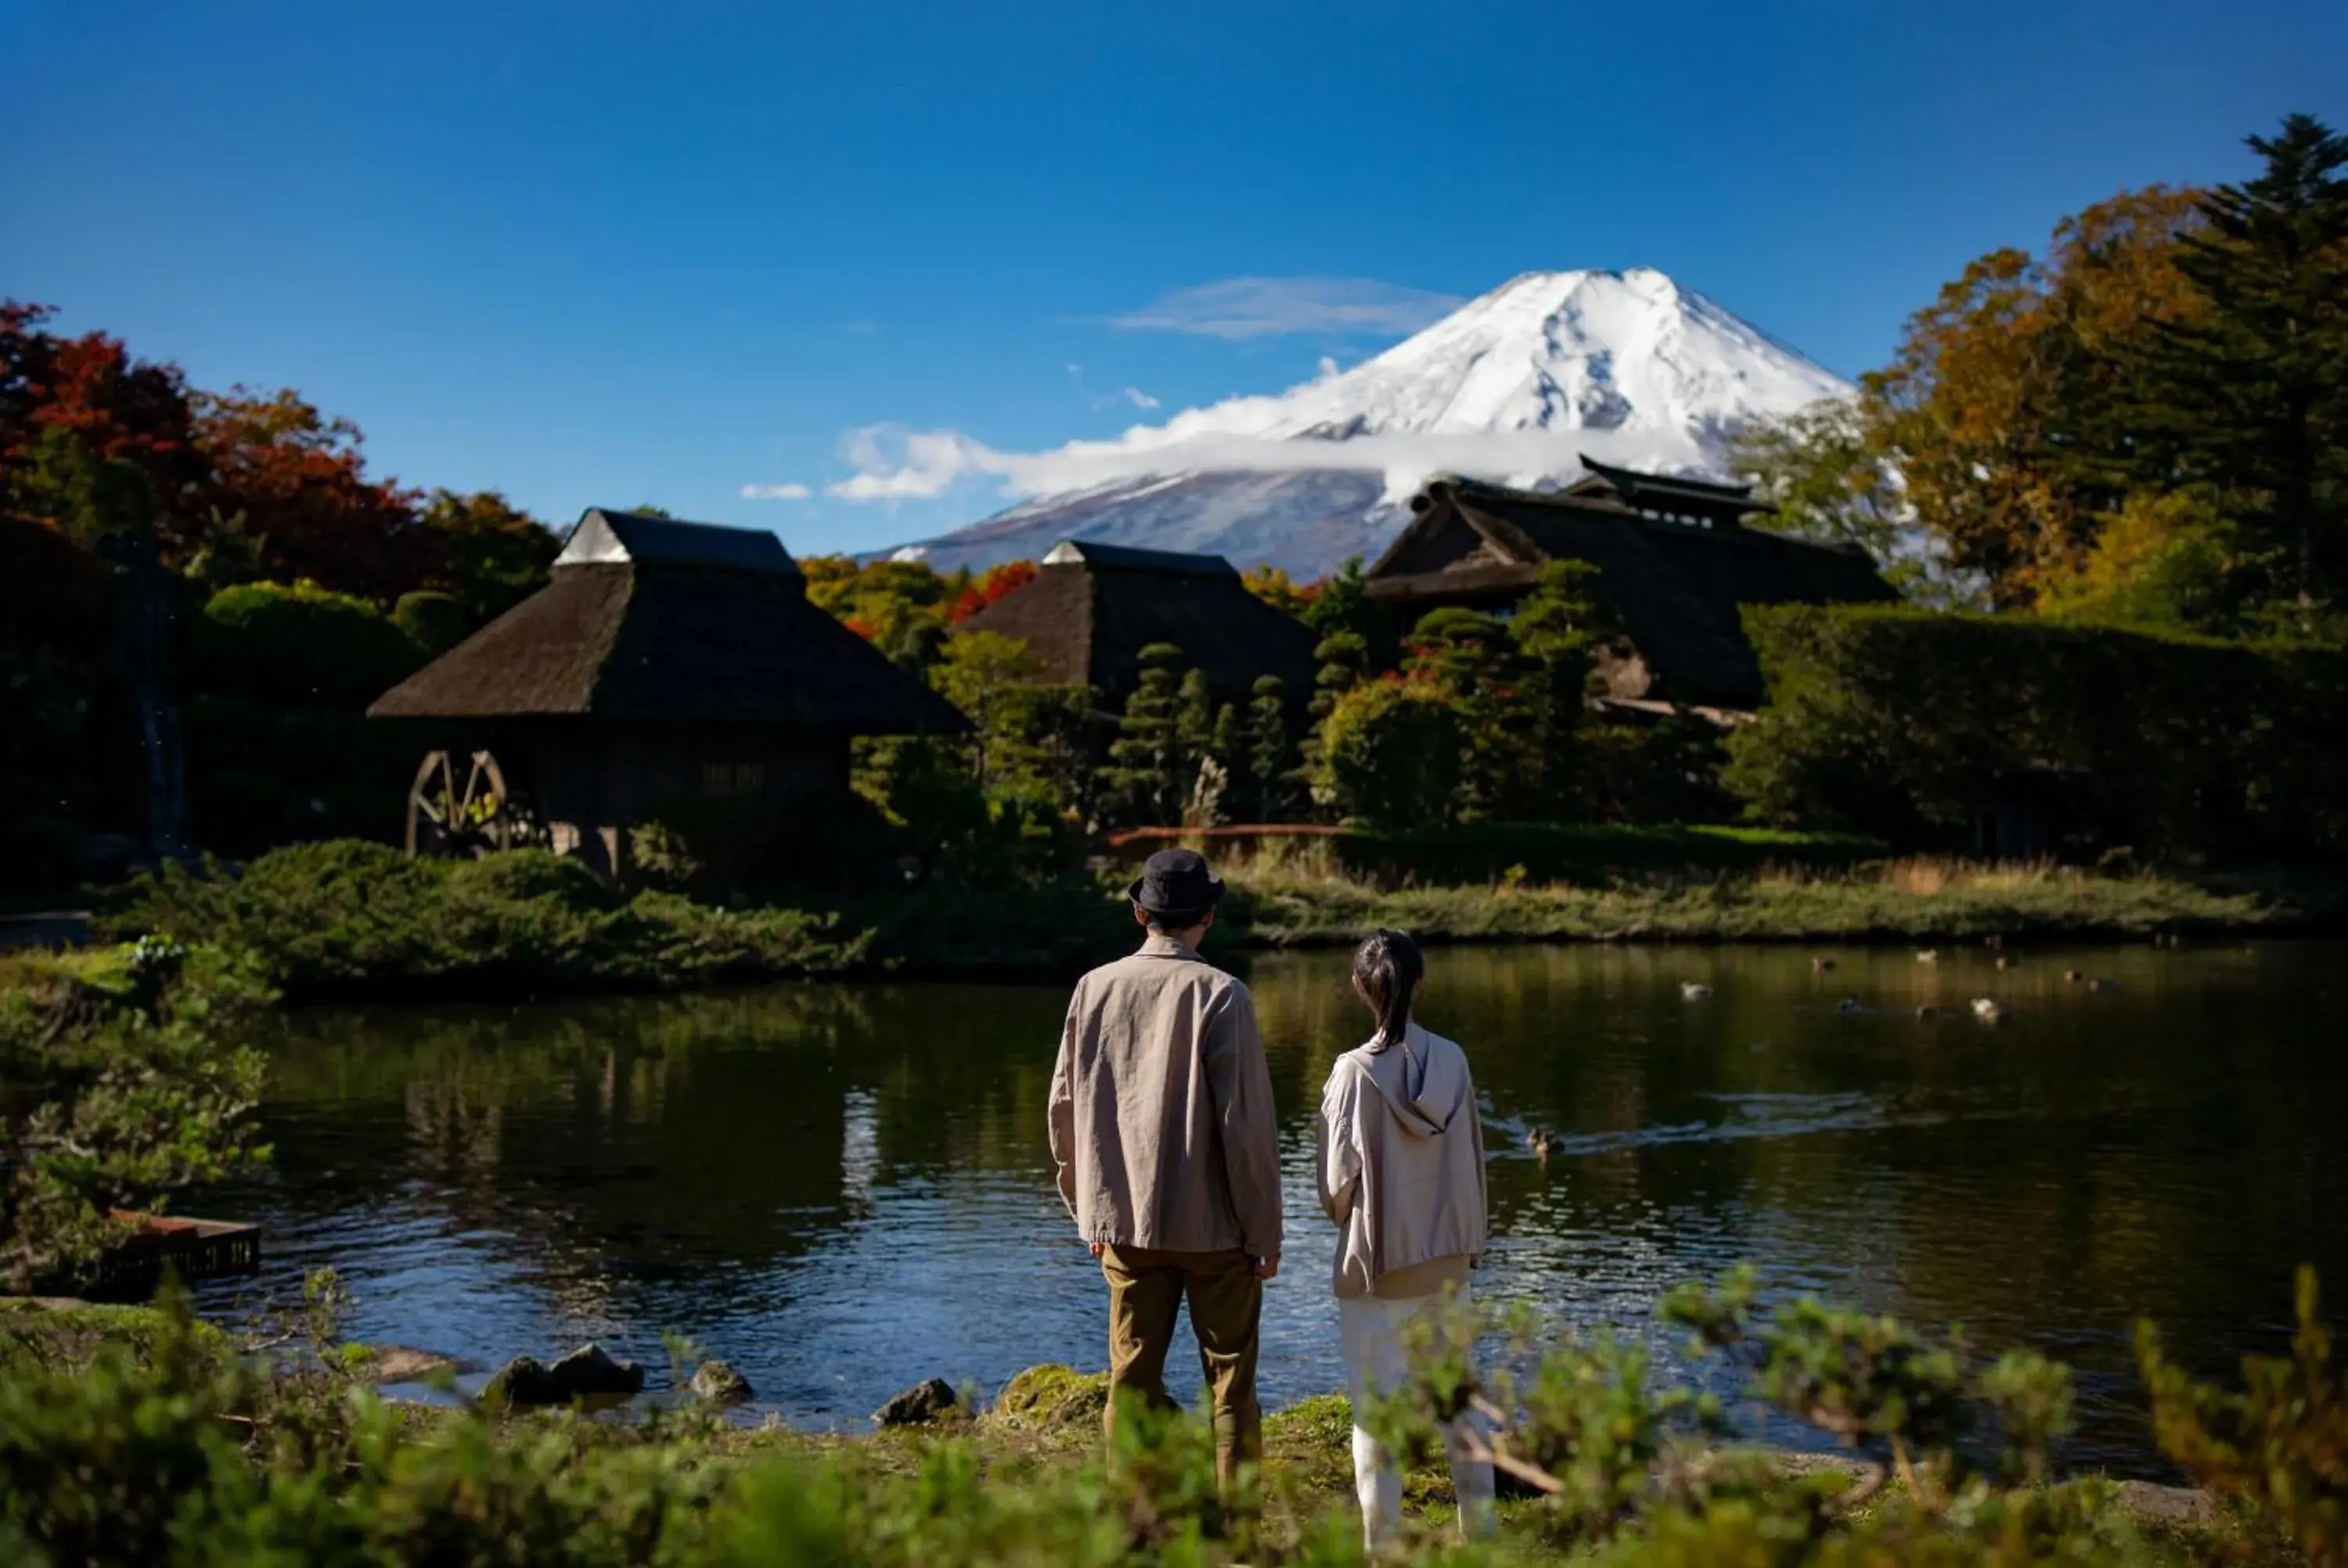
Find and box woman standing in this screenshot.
[1319,928,1495,1551]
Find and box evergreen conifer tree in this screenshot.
[1302,556,1399,667]
[1300,631,1369,815]
[2126,113,2348,622]
[1508,561,1615,813]
[1099,642,1189,826]
[1403,606,1529,820]
[1245,675,1292,822]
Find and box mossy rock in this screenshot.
[991,1364,1108,1429]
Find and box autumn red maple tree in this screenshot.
[949,558,1037,622]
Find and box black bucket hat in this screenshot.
[1126,848,1225,916]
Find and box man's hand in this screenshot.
[1253,1255,1279,1281]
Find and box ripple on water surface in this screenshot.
[195,940,2348,1469]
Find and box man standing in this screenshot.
[1048,848,1283,1491]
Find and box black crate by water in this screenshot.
[84,1215,262,1301]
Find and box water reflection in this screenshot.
[198,940,2348,1471]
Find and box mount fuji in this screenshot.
[877,268,1853,580]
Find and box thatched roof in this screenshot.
[1367,470,1896,710]
[959,541,1321,709]
[369,510,967,733]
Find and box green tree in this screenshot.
[1302,554,1398,667]
[193,580,426,710]
[416,488,556,627]
[2033,489,2245,629]
[1861,185,2206,608]
[2120,114,2348,627]
[1507,561,1613,813]
[1300,630,1370,815]
[1404,606,1530,819]
[1315,678,1466,826]
[802,556,954,670]
[391,590,467,655]
[1244,675,1294,822]
[1100,642,1191,827]
[1175,669,1223,826]
[931,630,1049,789]
[8,424,154,552]
[1728,401,1982,607]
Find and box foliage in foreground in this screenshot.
[2142,1267,2348,1568]
[0,940,270,1293]
[101,840,870,1001]
[1363,1264,2343,1566]
[3,1264,2340,1567]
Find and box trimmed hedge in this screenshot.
[1725,606,2348,865]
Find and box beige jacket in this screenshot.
[1319,1023,1487,1299]
[1048,936,1284,1260]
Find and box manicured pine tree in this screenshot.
[1209,699,1238,774]
[1302,556,1399,668]
[1300,631,1369,816]
[1403,606,1530,820]
[1507,560,1616,814]
[1245,675,1292,822]
[1100,642,1189,826]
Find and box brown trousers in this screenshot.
[1099,1245,1262,1489]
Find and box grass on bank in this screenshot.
[76,834,2329,1002]
[1215,849,2292,948]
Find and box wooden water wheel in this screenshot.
[405,749,513,856]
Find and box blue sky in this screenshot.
[3,0,2339,556]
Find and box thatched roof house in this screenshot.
[1366,459,1896,710]
[956,539,1322,710]
[370,509,964,876]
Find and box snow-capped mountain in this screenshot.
[883,268,1852,579]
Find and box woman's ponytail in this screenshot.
[1351,928,1425,1054]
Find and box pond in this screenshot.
[194,939,2348,1474]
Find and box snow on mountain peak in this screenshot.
[872,268,1851,577]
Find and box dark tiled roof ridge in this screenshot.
[1042,538,1239,577]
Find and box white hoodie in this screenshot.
[1318,1023,1489,1300]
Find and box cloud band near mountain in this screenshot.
[1107,276,1466,340]
[816,420,1727,507]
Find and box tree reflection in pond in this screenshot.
[202,940,2348,1471]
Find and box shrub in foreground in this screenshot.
[3,1266,2339,1566]
[0,941,271,1293]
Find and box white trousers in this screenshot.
[1338,1292,1497,1552]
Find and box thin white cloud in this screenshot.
[838,320,881,336]
[823,419,1702,511]
[740,483,811,500]
[1066,362,1161,413]
[1107,276,1466,340]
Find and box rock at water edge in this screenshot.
[690,1360,755,1406]
[873,1376,962,1426]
